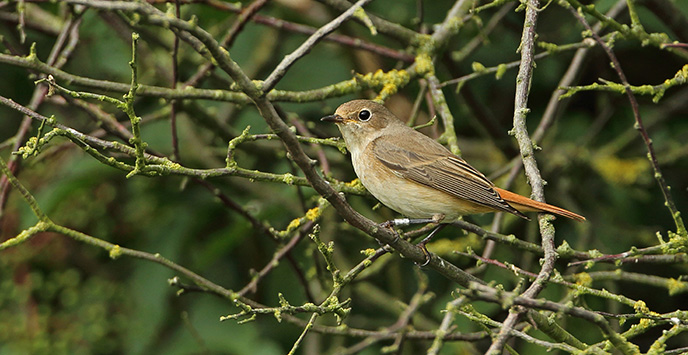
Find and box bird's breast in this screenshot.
[350,145,491,220]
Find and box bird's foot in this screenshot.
[416,240,432,267]
[413,223,448,267]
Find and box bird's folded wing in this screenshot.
[372,136,525,217]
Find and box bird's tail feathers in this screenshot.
[494,187,585,222]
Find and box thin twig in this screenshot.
[262,0,374,92]
[170,0,182,162]
[487,1,557,352]
[561,0,686,236]
[237,222,313,297]
[463,282,641,354]
[0,11,82,216]
[184,0,269,88]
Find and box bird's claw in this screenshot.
[415,241,431,267]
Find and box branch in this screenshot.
[317,0,419,43]
[487,0,560,352]
[463,282,641,355]
[561,0,688,60]
[561,0,686,236]
[0,95,363,194]
[262,0,374,92]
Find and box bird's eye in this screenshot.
[358,109,371,121]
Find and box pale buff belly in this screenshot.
[351,152,492,221]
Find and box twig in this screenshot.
[567,270,688,295]
[149,0,416,60]
[0,11,83,216]
[427,75,460,155]
[1,150,478,344]
[170,0,182,162]
[427,296,466,355]
[262,0,374,92]
[561,0,686,236]
[317,0,418,43]
[458,251,644,308]
[462,282,641,354]
[342,271,430,353]
[487,0,558,352]
[451,2,515,63]
[237,221,314,297]
[561,0,688,60]
[184,0,269,88]
[0,95,364,193]
[287,313,318,355]
[246,8,414,62]
[457,306,585,353]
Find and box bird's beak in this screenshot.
[321,114,343,123]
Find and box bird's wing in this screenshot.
[371,135,527,218]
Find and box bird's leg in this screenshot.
[376,218,428,252]
[380,218,440,228]
[379,217,439,245]
[416,223,447,267]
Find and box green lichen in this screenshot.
[354,69,411,102]
[411,34,435,55]
[414,53,434,76]
[305,207,320,221]
[353,7,377,35]
[495,63,507,80]
[282,173,295,185]
[345,178,363,189]
[587,249,603,258]
[360,248,377,257]
[109,245,122,259]
[537,41,559,53]
[633,300,649,314]
[471,61,486,73]
[556,240,574,257]
[26,42,38,62]
[667,278,688,296]
[573,272,592,287]
[285,218,301,233]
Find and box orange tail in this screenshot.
[494,187,586,222]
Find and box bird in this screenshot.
[322,99,584,264]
